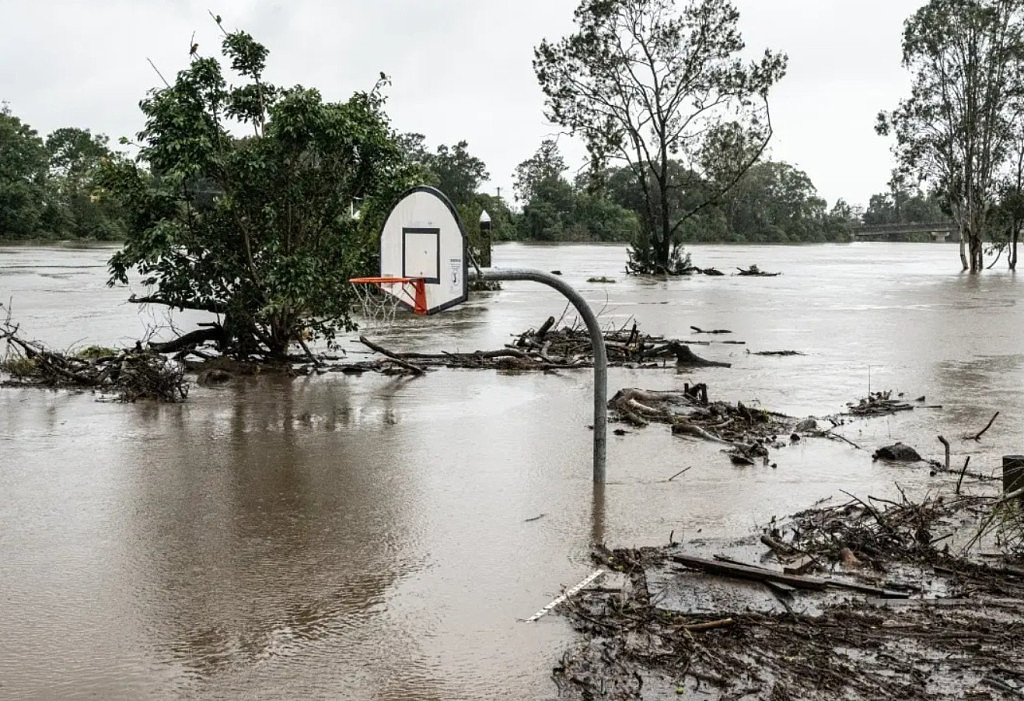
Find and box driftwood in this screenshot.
[359,336,426,375]
[750,349,804,356]
[963,411,999,441]
[608,386,793,464]
[668,342,731,367]
[847,390,915,416]
[1,319,187,402]
[736,264,781,277]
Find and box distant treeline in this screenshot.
[502,139,954,245]
[0,105,127,241]
[0,103,943,245]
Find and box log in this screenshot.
[149,325,226,353]
[359,336,426,375]
[671,421,731,444]
[668,342,731,368]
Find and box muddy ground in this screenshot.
[553,485,1024,700]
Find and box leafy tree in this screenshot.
[430,140,488,207]
[512,140,638,242]
[99,24,411,359]
[397,133,489,207]
[514,139,568,204]
[861,185,946,227]
[44,128,126,240]
[535,0,786,273]
[720,161,829,242]
[878,0,1024,271]
[396,133,493,259]
[0,105,48,239]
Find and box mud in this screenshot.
[555,493,1024,700]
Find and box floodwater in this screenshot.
[1,242,1021,699]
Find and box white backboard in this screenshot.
[379,186,467,314]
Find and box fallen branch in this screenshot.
[964,412,999,441]
[359,336,426,375]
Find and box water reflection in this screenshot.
[113,377,441,696]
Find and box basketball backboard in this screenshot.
[378,186,468,314]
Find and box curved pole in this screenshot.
[471,268,607,483]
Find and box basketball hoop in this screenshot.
[349,276,427,332]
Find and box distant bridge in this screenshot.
[850,221,958,242]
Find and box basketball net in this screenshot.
[349,277,427,333]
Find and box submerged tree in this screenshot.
[534,0,786,274]
[878,0,1024,272]
[99,22,411,359]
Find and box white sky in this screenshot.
[0,0,921,209]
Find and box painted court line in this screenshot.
[524,568,608,623]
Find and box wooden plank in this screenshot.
[670,553,910,598]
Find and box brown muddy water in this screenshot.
[1,242,1021,699]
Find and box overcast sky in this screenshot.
[1,0,923,209]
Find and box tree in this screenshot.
[514,139,568,204]
[0,105,48,239]
[720,161,829,242]
[44,128,126,240]
[534,0,786,273]
[99,24,412,359]
[397,134,489,207]
[878,0,1024,271]
[862,185,946,227]
[430,141,488,207]
[512,140,638,242]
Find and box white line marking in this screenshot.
[524,568,607,623]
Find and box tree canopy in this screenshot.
[535,0,787,273]
[0,106,49,239]
[878,0,1024,271]
[99,24,413,359]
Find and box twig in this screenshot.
[965,411,999,441]
[840,489,895,534]
[666,466,693,481]
[956,456,971,494]
[680,618,734,632]
[825,430,862,450]
[146,58,171,88]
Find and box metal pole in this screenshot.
[471,268,607,483]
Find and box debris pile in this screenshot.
[608,385,793,465]
[555,489,1024,700]
[847,389,916,416]
[1,326,187,403]
[351,317,734,374]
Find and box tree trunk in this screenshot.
[1011,224,1019,270]
[969,230,984,272]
